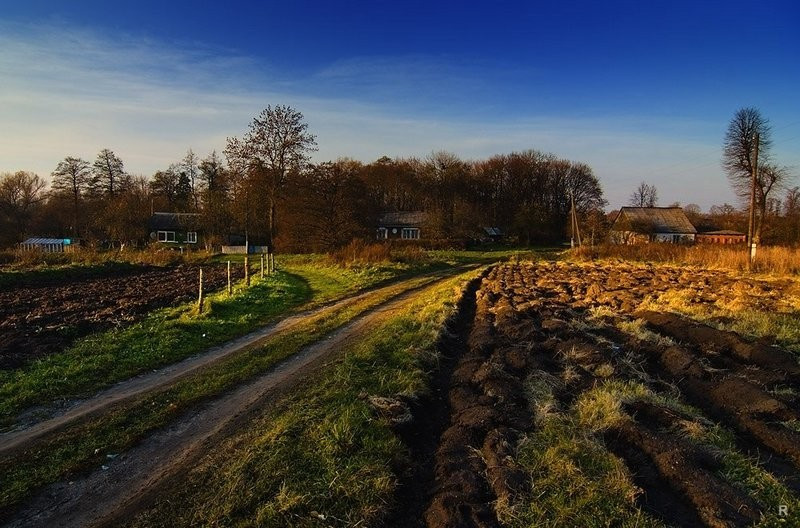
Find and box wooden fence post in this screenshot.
[245,255,250,287]
[227,260,232,296]
[197,268,205,314]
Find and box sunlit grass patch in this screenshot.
[616,319,675,347]
[123,269,483,527]
[511,379,664,528]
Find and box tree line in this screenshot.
[2,105,794,251]
[0,106,607,251]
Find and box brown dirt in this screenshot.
[0,264,244,369]
[391,261,799,527]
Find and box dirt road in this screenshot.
[2,270,467,528]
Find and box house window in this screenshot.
[377,227,388,240]
[158,231,176,242]
[401,228,420,240]
[187,231,198,243]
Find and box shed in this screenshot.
[148,212,201,245]
[19,238,77,253]
[696,230,746,245]
[377,211,427,240]
[610,207,697,244]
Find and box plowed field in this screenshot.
[408,261,800,527]
[0,264,243,369]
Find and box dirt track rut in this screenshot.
[3,271,465,528]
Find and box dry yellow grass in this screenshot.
[573,244,800,275]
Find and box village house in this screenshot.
[376,211,426,240]
[610,207,697,244]
[695,230,747,244]
[148,212,201,246]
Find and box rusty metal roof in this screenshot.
[614,207,697,234]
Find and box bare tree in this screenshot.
[723,107,791,244]
[225,105,317,247]
[51,156,91,236]
[754,163,792,241]
[91,149,128,198]
[629,182,658,207]
[0,171,47,244]
[181,149,200,209]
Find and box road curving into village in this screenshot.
[1,265,480,528]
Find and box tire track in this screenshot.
[3,270,469,528]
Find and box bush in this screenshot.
[327,239,429,267]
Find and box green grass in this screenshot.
[0,257,449,426]
[509,378,665,528]
[515,377,800,528]
[0,272,449,515]
[0,249,527,425]
[123,269,482,528]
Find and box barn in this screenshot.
[610,207,697,244]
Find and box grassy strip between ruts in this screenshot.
[0,257,447,426]
[0,271,449,517]
[123,268,485,528]
[508,376,800,527]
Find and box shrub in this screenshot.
[327,239,429,267]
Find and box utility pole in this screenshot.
[570,190,582,248]
[747,133,759,271]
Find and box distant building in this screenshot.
[482,227,504,243]
[610,207,697,244]
[377,211,427,240]
[696,230,746,245]
[19,237,78,253]
[148,212,201,246]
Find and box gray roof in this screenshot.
[613,207,697,234]
[148,212,201,231]
[378,211,427,226]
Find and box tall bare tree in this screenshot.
[225,105,317,247]
[51,156,91,236]
[91,148,128,198]
[722,107,791,244]
[629,182,658,207]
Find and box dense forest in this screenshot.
[0,149,608,251]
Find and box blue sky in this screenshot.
[1,0,798,209]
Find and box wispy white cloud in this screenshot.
[0,21,767,210]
